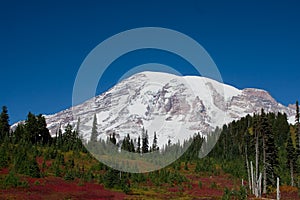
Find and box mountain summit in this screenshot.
[42,71,294,147]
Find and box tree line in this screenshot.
[0,101,299,196]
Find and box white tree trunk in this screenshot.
[258,173,262,198]
[251,161,255,195]
[245,146,251,192]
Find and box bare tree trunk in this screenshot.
[254,131,259,196]
[245,145,251,193]
[263,137,267,194]
[258,173,262,198]
[251,161,255,195]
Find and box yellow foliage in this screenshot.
[248,127,254,135]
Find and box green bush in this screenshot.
[0,147,8,168]
[14,157,41,178]
[1,171,28,189]
[64,170,75,181]
[222,187,231,200]
[198,180,202,188]
[44,147,57,160]
[34,180,40,185]
[210,182,217,189]
[238,186,247,200]
[53,162,61,177]
[221,186,247,200]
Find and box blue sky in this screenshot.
[0,0,299,123]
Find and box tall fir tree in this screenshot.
[129,139,135,152]
[36,114,52,145]
[63,124,75,151]
[142,129,149,154]
[286,132,297,186]
[260,109,278,192]
[13,124,25,143]
[24,113,51,145]
[152,132,158,152]
[110,132,117,145]
[121,134,130,151]
[25,112,39,144]
[90,114,98,142]
[0,106,10,142]
[137,136,141,154]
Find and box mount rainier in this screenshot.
[30,71,295,147]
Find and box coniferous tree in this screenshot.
[23,113,51,145]
[129,139,135,152]
[152,132,159,152]
[110,132,117,145]
[25,112,39,144]
[286,132,296,186]
[0,145,8,168]
[13,124,25,143]
[137,136,141,154]
[0,106,10,142]
[36,114,52,145]
[260,109,278,192]
[57,128,63,149]
[90,114,98,142]
[142,129,149,154]
[273,112,290,147]
[62,124,74,151]
[63,124,73,138]
[121,134,130,151]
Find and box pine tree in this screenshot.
[152,132,159,152]
[286,132,296,186]
[36,114,51,145]
[121,134,130,151]
[103,168,120,188]
[25,112,39,144]
[0,106,10,142]
[137,136,141,154]
[90,114,98,142]
[0,145,8,168]
[142,129,149,154]
[129,139,135,152]
[63,124,73,151]
[22,113,51,145]
[260,109,278,192]
[110,132,116,145]
[57,128,63,149]
[13,124,25,143]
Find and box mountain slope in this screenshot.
[34,72,295,147]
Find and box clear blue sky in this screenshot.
[0,0,299,123]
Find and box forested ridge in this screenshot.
[0,102,300,199]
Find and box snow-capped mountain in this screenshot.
[30,72,296,147]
